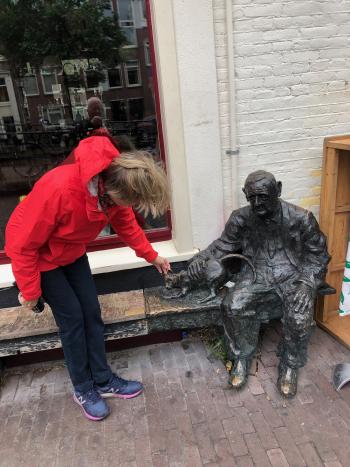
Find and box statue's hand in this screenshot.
[188,259,206,281]
[294,282,316,314]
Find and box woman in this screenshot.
[5,132,170,421]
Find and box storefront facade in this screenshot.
[1,0,350,291]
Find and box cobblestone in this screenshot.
[1,327,350,466]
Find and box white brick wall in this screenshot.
[213,0,350,218]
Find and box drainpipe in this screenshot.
[225,0,239,210]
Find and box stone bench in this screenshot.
[0,287,221,378]
[0,283,335,381]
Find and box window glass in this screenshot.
[117,0,133,22]
[120,27,137,46]
[0,0,170,256]
[41,67,58,94]
[110,100,127,121]
[125,60,141,86]
[108,67,122,88]
[0,78,9,102]
[23,75,39,96]
[86,72,101,89]
[128,98,144,120]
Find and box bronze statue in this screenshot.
[186,170,330,398]
[163,253,256,302]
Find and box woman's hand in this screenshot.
[18,292,38,309]
[151,256,171,275]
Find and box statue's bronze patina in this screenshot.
[167,170,330,398]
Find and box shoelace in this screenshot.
[80,389,101,404]
[110,375,128,391]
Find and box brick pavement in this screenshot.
[1,326,350,467]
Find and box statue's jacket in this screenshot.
[195,200,330,292]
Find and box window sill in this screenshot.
[0,240,197,288]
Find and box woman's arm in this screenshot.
[5,181,64,300]
[108,205,170,273]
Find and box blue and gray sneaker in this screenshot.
[73,388,110,421]
[96,374,143,399]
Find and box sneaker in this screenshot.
[96,374,143,399]
[73,388,110,421]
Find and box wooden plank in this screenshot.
[329,262,346,272]
[323,134,350,145]
[319,147,338,237]
[335,150,350,209]
[330,212,350,266]
[318,315,350,351]
[0,290,145,341]
[319,145,339,321]
[335,205,350,213]
[327,140,350,150]
[317,135,350,346]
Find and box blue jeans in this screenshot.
[41,254,112,393]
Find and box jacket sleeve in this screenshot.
[5,182,64,301]
[298,211,330,289]
[189,209,243,263]
[108,206,158,263]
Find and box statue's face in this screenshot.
[244,179,281,219]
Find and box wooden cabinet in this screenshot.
[316,135,350,348]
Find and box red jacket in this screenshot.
[5,136,158,300]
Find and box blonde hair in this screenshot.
[102,151,170,217]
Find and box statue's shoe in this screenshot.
[277,366,298,398]
[230,359,249,389]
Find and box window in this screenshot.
[103,0,113,17]
[124,60,141,87]
[23,74,39,96]
[141,0,147,21]
[110,100,127,121]
[0,0,171,263]
[128,98,144,120]
[86,73,100,89]
[0,78,9,102]
[3,116,15,134]
[85,69,105,89]
[41,67,58,94]
[40,106,64,125]
[108,67,122,88]
[117,0,137,46]
[48,108,64,125]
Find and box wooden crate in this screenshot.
[316,135,350,348]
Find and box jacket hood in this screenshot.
[73,134,120,185]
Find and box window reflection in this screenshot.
[0,0,169,252]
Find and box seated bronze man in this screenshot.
[188,170,330,397]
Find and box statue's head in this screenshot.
[243,170,282,219]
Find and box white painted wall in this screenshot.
[213,0,350,219]
[171,0,225,249]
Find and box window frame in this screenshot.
[40,67,58,95]
[127,97,144,121]
[0,77,10,103]
[109,98,127,121]
[117,0,137,48]
[124,60,141,87]
[107,66,123,89]
[22,73,40,97]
